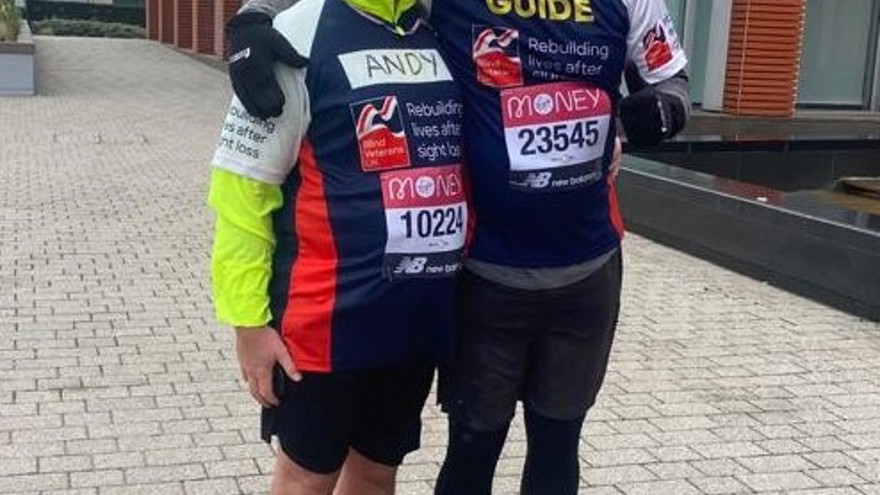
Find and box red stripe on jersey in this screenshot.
[463,166,476,254]
[607,178,625,240]
[281,139,338,372]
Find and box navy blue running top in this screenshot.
[213,0,468,371]
[426,0,686,267]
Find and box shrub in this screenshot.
[25,0,143,26]
[0,0,21,42]
[31,18,145,38]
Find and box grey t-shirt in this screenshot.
[465,248,618,290]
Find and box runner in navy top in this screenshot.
[224,0,690,493]
[209,0,468,493]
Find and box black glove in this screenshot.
[226,11,309,120]
[619,85,687,148]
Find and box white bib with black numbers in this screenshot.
[501,82,611,191]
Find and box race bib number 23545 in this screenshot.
[501,82,611,191]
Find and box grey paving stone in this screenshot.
[235,475,271,494]
[807,468,869,487]
[584,465,657,485]
[737,454,818,473]
[857,484,880,495]
[688,476,752,495]
[39,455,93,473]
[396,481,435,495]
[125,464,207,485]
[93,453,145,470]
[98,483,185,495]
[65,439,118,456]
[43,490,100,495]
[619,479,701,495]
[691,459,752,477]
[738,471,822,492]
[70,469,125,488]
[0,457,38,476]
[583,448,657,467]
[203,459,259,478]
[183,478,241,495]
[645,462,703,480]
[0,473,68,493]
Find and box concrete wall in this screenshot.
[0,25,35,96]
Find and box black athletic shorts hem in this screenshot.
[439,251,622,432]
[261,358,435,474]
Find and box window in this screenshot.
[663,0,712,104]
[798,0,880,108]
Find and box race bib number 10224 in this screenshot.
[501,82,611,191]
[380,165,467,279]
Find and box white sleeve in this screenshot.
[624,0,688,84]
[211,0,321,185]
[210,68,309,185]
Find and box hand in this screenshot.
[618,85,685,148]
[235,326,301,408]
[226,11,309,120]
[609,136,622,183]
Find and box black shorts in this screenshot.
[261,359,435,474]
[440,251,622,431]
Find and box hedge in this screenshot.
[31,18,144,38]
[0,0,21,41]
[26,0,144,26]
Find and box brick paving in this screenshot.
[1,37,879,494]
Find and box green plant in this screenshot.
[25,0,143,27]
[31,19,145,38]
[0,0,21,42]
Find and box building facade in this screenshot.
[146,0,239,60]
[668,0,880,115]
[146,0,880,116]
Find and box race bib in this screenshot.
[500,82,611,191]
[380,165,467,279]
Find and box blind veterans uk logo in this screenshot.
[352,95,412,172]
[472,25,524,88]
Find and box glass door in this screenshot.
[798,0,879,108]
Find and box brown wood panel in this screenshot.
[160,0,174,44]
[175,0,193,49]
[214,0,239,59]
[726,64,801,75]
[147,0,159,40]
[193,0,215,55]
[723,0,807,117]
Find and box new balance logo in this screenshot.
[394,256,428,275]
[515,172,552,189]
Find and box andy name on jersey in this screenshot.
[339,49,453,89]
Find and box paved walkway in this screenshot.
[1,37,879,495]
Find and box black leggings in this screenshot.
[435,408,585,495]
